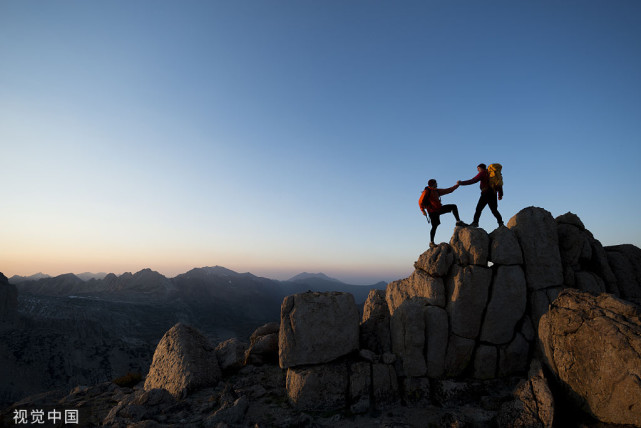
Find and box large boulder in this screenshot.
[507,207,563,290]
[279,291,359,368]
[144,323,221,399]
[538,289,641,425]
[360,289,392,354]
[480,265,527,344]
[489,226,523,265]
[450,227,490,266]
[414,243,455,277]
[0,273,18,324]
[386,270,446,314]
[446,265,492,339]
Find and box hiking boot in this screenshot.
[469,221,479,227]
[456,221,468,227]
[429,242,437,249]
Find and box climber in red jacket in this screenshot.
[419,179,467,247]
[458,163,504,228]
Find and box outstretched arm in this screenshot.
[458,172,482,186]
[438,184,460,196]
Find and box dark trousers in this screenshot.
[429,204,460,243]
[474,191,503,224]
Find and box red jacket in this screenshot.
[460,170,503,198]
[419,185,458,213]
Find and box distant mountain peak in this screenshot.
[76,272,108,281]
[200,266,239,276]
[9,272,51,284]
[134,268,164,277]
[288,272,342,283]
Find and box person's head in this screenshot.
[477,163,487,172]
[428,179,437,188]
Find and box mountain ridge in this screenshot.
[10,267,384,302]
[10,267,382,288]
[8,272,51,283]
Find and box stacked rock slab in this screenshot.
[384,243,451,379]
[279,292,359,368]
[270,207,641,418]
[280,291,391,411]
[275,207,641,417]
[505,207,566,341]
[375,223,531,382]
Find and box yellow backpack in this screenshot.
[488,163,503,190]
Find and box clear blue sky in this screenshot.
[1,1,640,284]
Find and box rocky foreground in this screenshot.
[1,206,641,427]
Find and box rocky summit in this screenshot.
[2,206,641,427]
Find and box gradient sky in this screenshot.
[1,1,640,284]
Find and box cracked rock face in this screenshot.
[508,206,563,290]
[278,291,359,369]
[538,289,641,426]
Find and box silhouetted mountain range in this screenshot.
[8,272,51,283]
[1,266,386,406]
[11,266,386,343]
[287,272,341,282]
[11,266,384,305]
